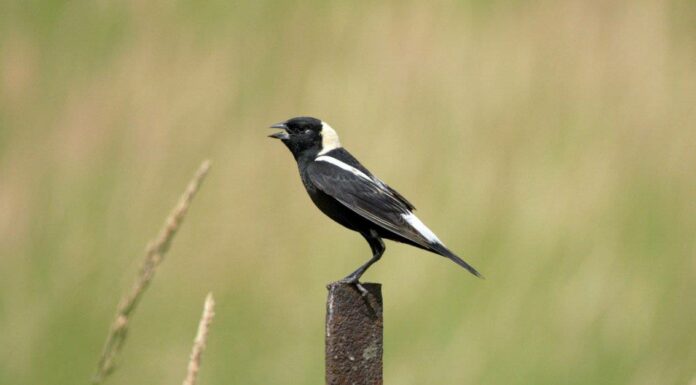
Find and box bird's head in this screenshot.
[269,116,341,159]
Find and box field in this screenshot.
[1,1,695,384]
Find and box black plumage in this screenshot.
[269,116,481,288]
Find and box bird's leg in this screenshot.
[339,231,385,296]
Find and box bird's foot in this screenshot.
[337,276,369,297]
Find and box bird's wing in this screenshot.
[381,180,416,211]
[307,157,435,249]
[323,148,416,211]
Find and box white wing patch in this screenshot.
[402,212,442,243]
[318,121,342,155]
[315,156,372,181]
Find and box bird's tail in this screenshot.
[430,243,483,278]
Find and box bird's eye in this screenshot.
[304,129,311,134]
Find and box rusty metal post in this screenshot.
[325,282,383,385]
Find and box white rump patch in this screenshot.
[315,156,371,181]
[318,121,342,155]
[402,212,442,243]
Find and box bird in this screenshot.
[268,116,481,292]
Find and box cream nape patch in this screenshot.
[318,121,342,155]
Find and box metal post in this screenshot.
[325,282,383,385]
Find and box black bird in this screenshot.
[269,116,481,290]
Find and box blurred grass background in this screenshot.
[1,0,695,384]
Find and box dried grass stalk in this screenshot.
[182,292,216,385]
[92,160,212,384]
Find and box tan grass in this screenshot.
[182,292,216,385]
[92,160,211,384]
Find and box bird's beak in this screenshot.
[268,122,290,140]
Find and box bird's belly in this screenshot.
[307,189,370,232]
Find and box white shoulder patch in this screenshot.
[318,121,342,155]
[315,156,371,181]
[402,212,442,243]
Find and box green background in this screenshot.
[1,1,695,384]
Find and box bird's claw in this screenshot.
[338,277,369,297]
[354,282,369,297]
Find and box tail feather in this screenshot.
[429,243,483,278]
